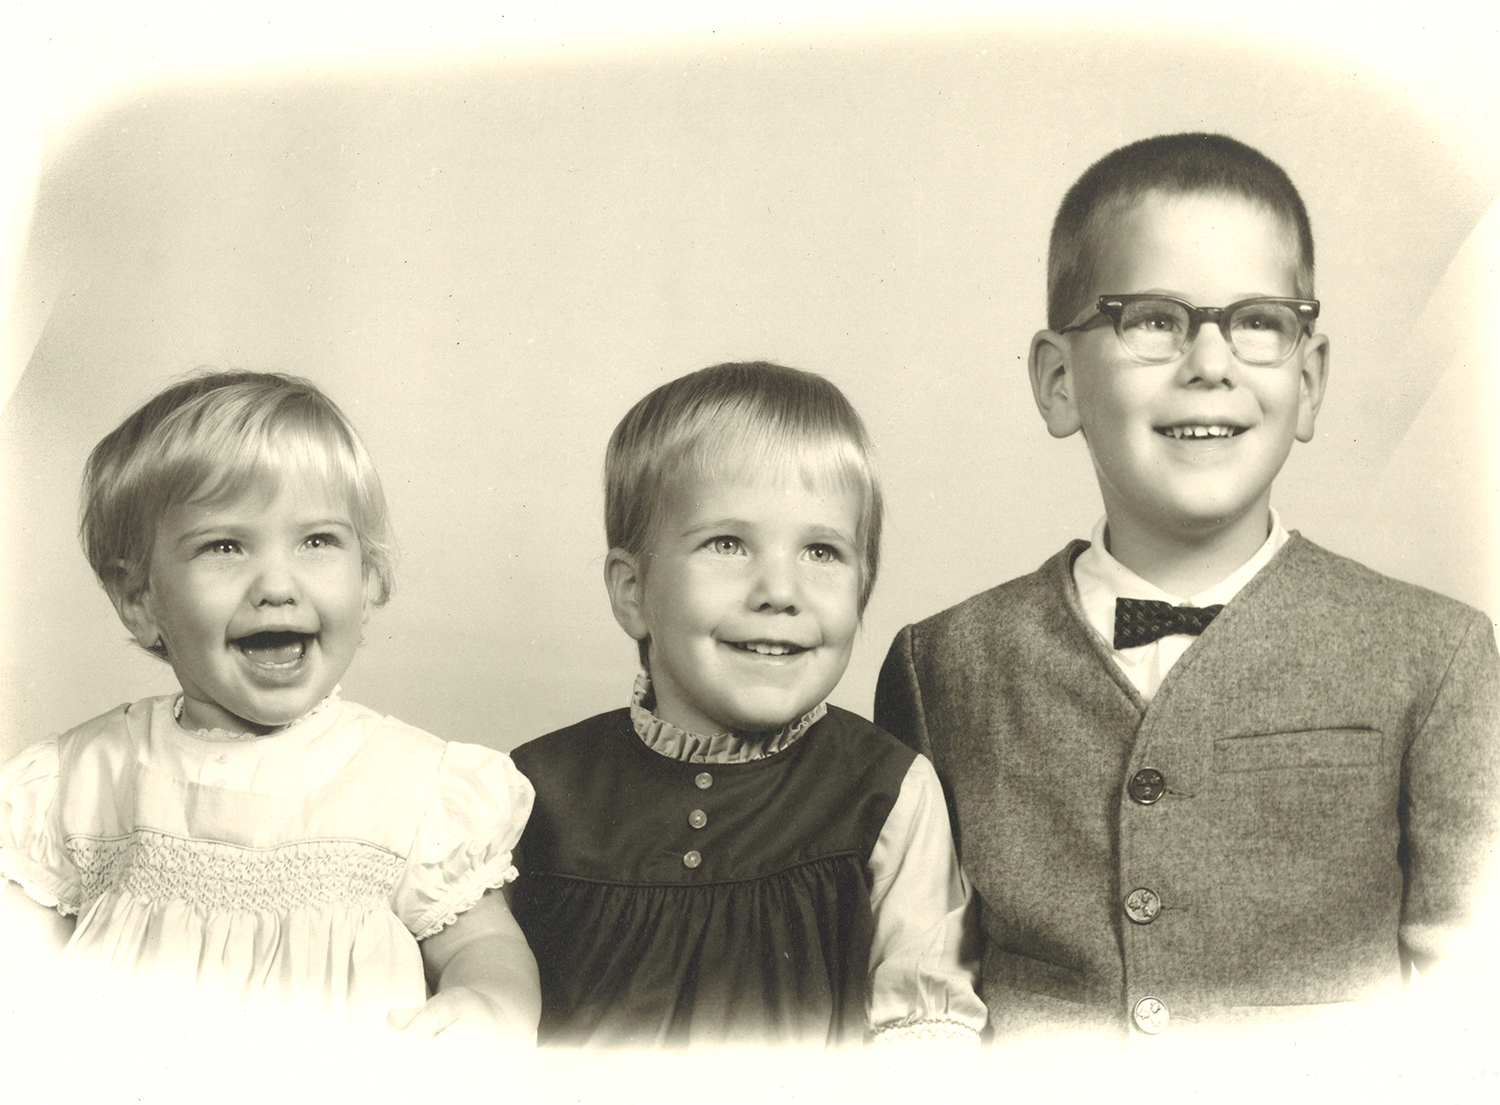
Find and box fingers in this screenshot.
[390,989,523,1041]
[385,1004,420,1031]
[390,992,484,1038]
[386,1002,452,1037]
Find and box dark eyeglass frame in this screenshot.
[1060,294,1320,366]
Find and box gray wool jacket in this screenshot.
[875,534,1500,1038]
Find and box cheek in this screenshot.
[646,561,725,627]
[637,586,693,645]
[325,559,371,611]
[819,575,863,643]
[1072,383,1122,438]
[1270,375,1307,415]
[152,586,212,636]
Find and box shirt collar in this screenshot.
[1074,510,1289,648]
[628,671,827,764]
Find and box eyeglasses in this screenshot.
[1060,294,1320,366]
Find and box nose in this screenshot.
[748,552,800,613]
[250,551,300,607]
[1179,320,1237,387]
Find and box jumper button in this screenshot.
[1132,997,1169,1034]
[1128,768,1165,804]
[694,772,713,790]
[688,809,708,829]
[1124,887,1162,924]
[683,850,702,869]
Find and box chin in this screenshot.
[729,700,820,733]
[237,695,323,729]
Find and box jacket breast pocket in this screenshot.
[1213,727,1383,773]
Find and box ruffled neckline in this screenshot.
[629,671,826,764]
[172,688,342,742]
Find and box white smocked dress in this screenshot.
[0,692,533,1017]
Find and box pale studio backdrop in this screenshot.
[2,34,1498,761]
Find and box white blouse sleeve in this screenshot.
[0,738,80,914]
[867,753,987,1042]
[393,742,535,941]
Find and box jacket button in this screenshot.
[688,808,708,829]
[694,772,714,790]
[1128,768,1165,804]
[683,850,702,869]
[1124,887,1161,924]
[1132,996,1169,1034]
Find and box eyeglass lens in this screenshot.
[1118,299,1302,364]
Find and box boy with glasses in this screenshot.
[875,133,1500,1038]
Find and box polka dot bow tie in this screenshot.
[1113,597,1225,649]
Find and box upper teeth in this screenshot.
[1164,425,1235,439]
[739,642,795,656]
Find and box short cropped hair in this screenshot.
[1047,133,1315,331]
[81,372,395,649]
[605,361,883,613]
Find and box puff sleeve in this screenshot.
[0,739,80,915]
[393,742,535,941]
[866,754,987,1042]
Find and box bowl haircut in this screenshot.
[604,361,883,616]
[80,371,395,657]
[1046,132,1315,332]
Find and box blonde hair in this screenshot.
[80,371,395,656]
[605,361,883,613]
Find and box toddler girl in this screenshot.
[509,361,986,1046]
[0,371,538,1036]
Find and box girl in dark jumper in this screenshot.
[508,361,985,1046]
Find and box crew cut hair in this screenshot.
[1047,132,1315,331]
[604,361,883,613]
[80,371,395,647]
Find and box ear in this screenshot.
[604,548,651,642]
[1294,332,1330,443]
[1029,329,1083,438]
[362,568,384,613]
[110,582,164,652]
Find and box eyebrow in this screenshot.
[680,517,857,544]
[300,517,357,531]
[171,516,356,548]
[678,516,749,539]
[1130,288,1296,303]
[802,524,857,545]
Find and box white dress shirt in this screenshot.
[1072,511,1290,703]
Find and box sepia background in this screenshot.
[2,4,1500,1099]
[2,4,1497,770]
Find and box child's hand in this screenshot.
[397,887,540,1041]
[387,986,528,1038]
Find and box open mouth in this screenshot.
[1155,424,1244,440]
[726,640,808,657]
[234,630,311,667]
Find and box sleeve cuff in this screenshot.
[870,1018,983,1045]
[409,851,520,941]
[2,856,77,916]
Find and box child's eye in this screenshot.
[1131,313,1182,334]
[197,539,241,557]
[804,544,842,564]
[707,536,744,556]
[303,532,343,551]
